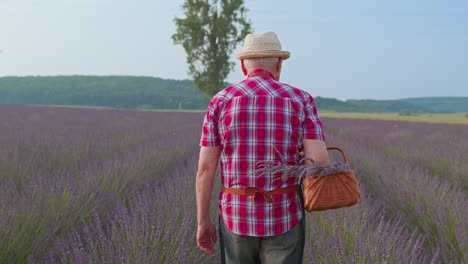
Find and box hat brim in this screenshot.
[236,51,290,60]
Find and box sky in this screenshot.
[0,0,467,100]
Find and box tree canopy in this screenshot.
[172,0,252,96]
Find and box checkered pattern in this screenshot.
[200,69,325,237]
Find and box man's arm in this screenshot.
[302,139,329,166]
[196,146,221,254]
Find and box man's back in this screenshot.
[201,69,325,237]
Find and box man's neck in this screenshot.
[247,68,278,80]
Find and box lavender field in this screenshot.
[0,105,466,263]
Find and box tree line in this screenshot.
[0,76,210,110]
[1,76,466,113]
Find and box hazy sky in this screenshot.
[1,0,467,100]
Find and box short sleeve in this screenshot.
[302,95,326,141]
[200,98,221,147]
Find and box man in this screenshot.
[196,32,329,263]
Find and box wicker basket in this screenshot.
[302,146,361,212]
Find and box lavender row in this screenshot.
[323,118,467,262]
[323,118,468,190]
[44,149,435,263]
[0,106,205,263]
[304,186,437,263]
[43,147,217,263]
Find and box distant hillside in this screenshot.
[0,76,210,110]
[400,97,468,113]
[0,76,466,113]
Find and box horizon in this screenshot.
[1,74,467,102]
[1,0,467,100]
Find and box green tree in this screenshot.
[172,0,252,96]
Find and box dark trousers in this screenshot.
[219,217,305,264]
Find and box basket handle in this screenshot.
[326,146,349,164]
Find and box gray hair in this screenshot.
[243,57,280,70]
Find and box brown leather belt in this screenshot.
[221,185,299,204]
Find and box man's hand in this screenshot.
[196,221,217,254]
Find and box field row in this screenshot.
[322,118,467,262]
[0,106,466,263]
[0,106,208,263]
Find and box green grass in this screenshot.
[320,112,468,124]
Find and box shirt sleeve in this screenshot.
[302,95,326,141]
[200,98,221,147]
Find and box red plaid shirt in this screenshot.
[200,69,325,237]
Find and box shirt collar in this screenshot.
[247,69,276,80]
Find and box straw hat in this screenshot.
[236,32,290,60]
